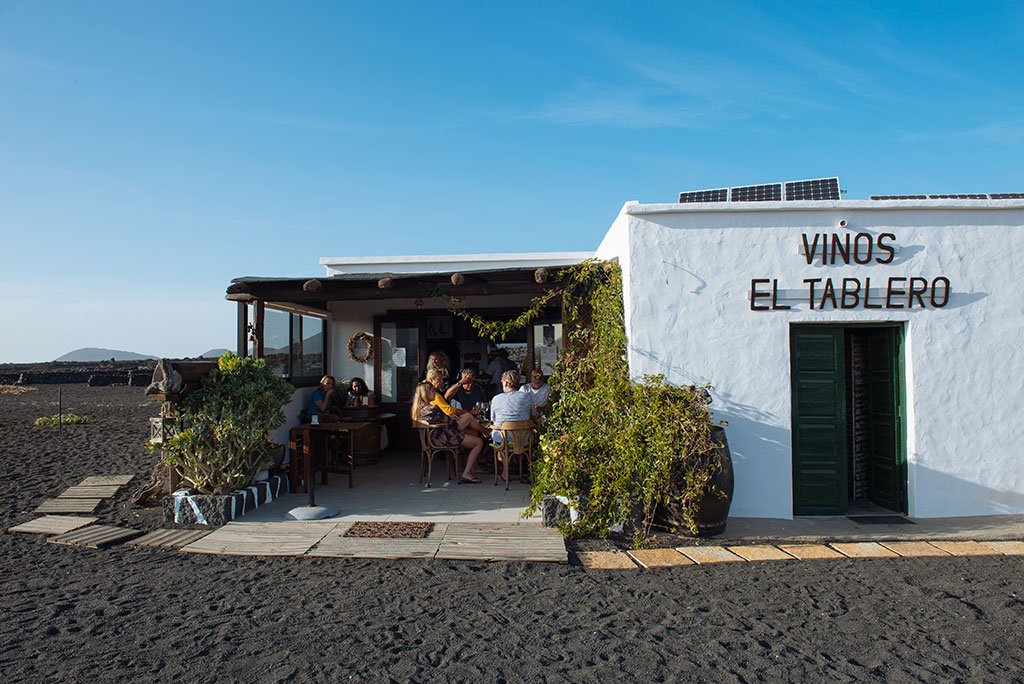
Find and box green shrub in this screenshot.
[525,263,724,545]
[34,413,90,426]
[151,352,295,494]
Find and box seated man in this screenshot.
[519,368,551,411]
[425,369,489,439]
[445,368,487,411]
[489,369,538,481]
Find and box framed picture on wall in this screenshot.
[426,315,453,339]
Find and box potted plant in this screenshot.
[152,352,294,495]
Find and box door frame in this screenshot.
[790,322,907,515]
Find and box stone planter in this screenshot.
[163,473,289,525]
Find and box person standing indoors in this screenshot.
[484,348,516,398]
[519,369,551,411]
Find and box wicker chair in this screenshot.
[490,419,535,490]
[415,421,459,487]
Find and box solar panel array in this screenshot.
[785,177,841,201]
[679,177,841,203]
[870,193,1024,200]
[679,188,728,203]
[731,183,782,202]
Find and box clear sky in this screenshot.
[2,1,1022,362]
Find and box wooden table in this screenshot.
[288,422,372,493]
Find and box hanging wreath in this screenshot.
[347,331,375,363]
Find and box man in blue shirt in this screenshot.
[489,369,538,482]
[445,368,487,411]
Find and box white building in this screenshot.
[228,182,1024,520]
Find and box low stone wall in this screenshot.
[163,474,289,525]
[0,361,157,386]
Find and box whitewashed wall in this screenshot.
[598,200,1024,519]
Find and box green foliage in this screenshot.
[428,260,615,342]
[152,352,295,494]
[34,413,90,426]
[524,262,724,545]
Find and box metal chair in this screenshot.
[415,421,459,487]
[490,420,535,490]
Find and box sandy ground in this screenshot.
[2,386,1024,683]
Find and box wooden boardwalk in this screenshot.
[48,525,142,549]
[127,529,211,549]
[8,515,98,535]
[181,521,335,557]
[179,520,569,562]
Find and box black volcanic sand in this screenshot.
[3,386,1024,683]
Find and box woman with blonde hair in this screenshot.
[411,381,484,483]
[307,375,339,422]
[427,350,450,380]
[425,368,490,440]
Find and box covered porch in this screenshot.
[226,252,590,453]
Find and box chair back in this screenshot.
[494,419,534,455]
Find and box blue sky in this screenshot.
[1,1,1022,362]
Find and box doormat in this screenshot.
[847,515,915,525]
[344,521,433,538]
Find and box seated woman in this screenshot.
[308,375,341,422]
[425,369,490,440]
[346,377,375,407]
[411,381,484,483]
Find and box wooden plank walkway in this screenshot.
[435,523,568,562]
[58,484,122,499]
[308,522,447,559]
[126,529,211,549]
[48,525,143,549]
[180,521,334,556]
[79,475,134,486]
[35,498,102,514]
[7,515,99,535]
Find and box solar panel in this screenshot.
[730,183,782,202]
[679,188,728,203]
[928,194,987,200]
[785,177,840,201]
[869,195,928,200]
[990,193,1024,199]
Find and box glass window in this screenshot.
[262,307,324,381]
[263,308,290,376]
[296,315,324,378]
[380,321,420,403]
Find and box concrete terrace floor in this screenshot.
[238,451,539,525]
[237,450,1024,545]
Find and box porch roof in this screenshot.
[225,264,587,308]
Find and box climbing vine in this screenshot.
[432,260,726,546]
[426,260,612,342]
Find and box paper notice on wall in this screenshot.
[392,347,406,367]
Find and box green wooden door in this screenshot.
[865,327,907,513]
[790,326,847,515]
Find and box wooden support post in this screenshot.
[237,302,248,357]
[255,301,265,359]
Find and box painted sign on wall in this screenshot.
[749,232,951,311]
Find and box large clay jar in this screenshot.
[655,426,734,537]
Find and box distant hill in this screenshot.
[200,348,232,359]
[55,348,158,362]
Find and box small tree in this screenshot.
[153,352,294,493]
